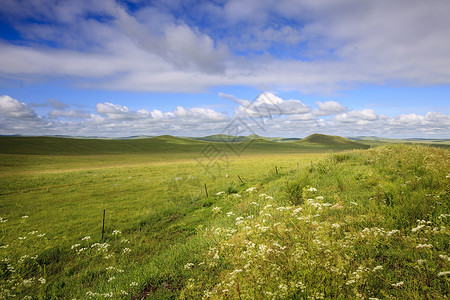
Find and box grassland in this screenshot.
[0,135,448,299]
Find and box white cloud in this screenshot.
[0,94,449,138]
[0,1,449,93]
[0,95,38,119]
[335,109,378,123]
[313,101,347,116]
[237,92,311,118]
[96,102,129,115]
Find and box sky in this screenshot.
[0,0,449,138]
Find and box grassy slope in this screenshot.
[351,136,450,147]
[1,136,448,299]
[0,135,207,155]
[0,134,369,156]
[0,134,366,174]
[0,149,324,298]
[296,133,369,150]
[180,144,450,299]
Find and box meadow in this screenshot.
[0,135,448,299]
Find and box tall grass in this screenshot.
[180,144,449,299]
[0,144,448,298]
[0,152,322,298]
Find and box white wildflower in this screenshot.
[226,212,235,217]
[417,259,427,265]
[211,207,221,213]
[438,271,450,276]
[184,263,195,270]
[246,187,256,192]
[21,215,29,219]
[392,281,404,287]
[386,229,399,236]
[23,277,34,286]
[373,265,383,272]
[38,277,46,284]
[216,191,225,196]
[82,236,91,241]
[308,187,317,192]
[439,254,450,262]
[122,248,131,254]
[112,230,121,235]
[346,279,356,285]
[416,244,433,249]
[411,225,426,232]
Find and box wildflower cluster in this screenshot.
[180,145,450,299]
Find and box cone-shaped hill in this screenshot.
[297,134,369,149]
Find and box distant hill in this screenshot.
[349,136,450,147]
[191,134,300,143]
[0,135,207,155]
[0,134,368,155]
[297,134,369,150]
[191,134,253,142]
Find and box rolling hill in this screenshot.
[350,136,450,147]
[296,133,369,150]
[0,134,369,156]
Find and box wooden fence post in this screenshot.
[101,210,106,240]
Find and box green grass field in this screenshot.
[0,135,449,299]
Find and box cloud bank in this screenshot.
[1,0,450,93]
[1,93,448,138]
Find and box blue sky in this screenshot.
[0,0,449,138]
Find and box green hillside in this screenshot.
[1,143,448,299]
[0,135,207,155]
[297,133,370,150]
[0,134,369,156]
[191,134,252,143]
[350,136,450,147]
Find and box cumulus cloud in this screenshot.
[313,101,347,116]
[334,109,378,124]
[236,92,311,118]
[173,106,227,121]
[0,95,38,119]
[0,94,449,138]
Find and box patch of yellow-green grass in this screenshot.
[0,151,324,299]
